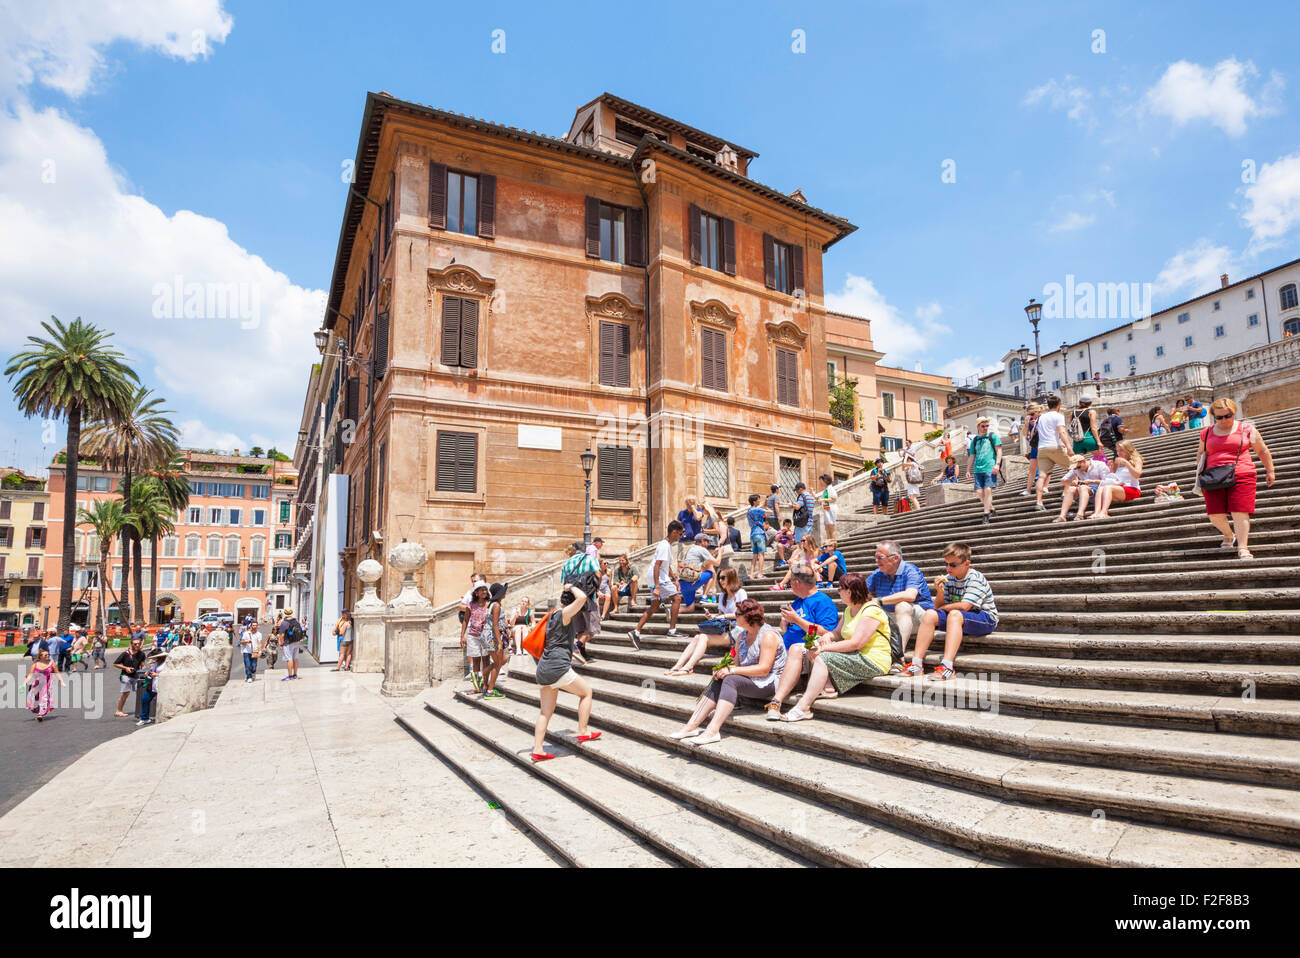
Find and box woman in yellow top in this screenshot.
[782,572,891,722]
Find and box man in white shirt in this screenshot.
[1034,395,1073,511]
[627,520,684,650]
[239,620,263,683]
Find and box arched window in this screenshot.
[186,534,201,557]
[1284,317,1300,338]
[250,536,266,562]
[1281,284,1299,311]
[162,535,178,557]
[225,535,241,561]
[206,534,221,559]
[1009,359,1023,382]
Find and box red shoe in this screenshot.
[577,731,602,743]
[931,663,955,680]
[530,752,555,762]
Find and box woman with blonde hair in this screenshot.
[770,536,819,591]
[664,567,748,676]
[1092,440,1144,518]
[1194,398,1276,560]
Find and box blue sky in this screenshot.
[2,0,1298,474]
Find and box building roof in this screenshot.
[571,93,759,159]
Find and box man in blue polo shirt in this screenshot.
[866,540,934,668]
[814,542,847,586]
[764,563,841,721]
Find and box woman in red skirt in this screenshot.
[1195,398,1277,560]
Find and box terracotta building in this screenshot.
[0,469,48,633]
[41,451,298,627]
[300,91,857,617]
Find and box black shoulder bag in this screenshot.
[1197,426,1246,491]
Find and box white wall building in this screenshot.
[980,257,1300,395]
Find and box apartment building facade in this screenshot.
[41,452,297,627]
[0,470,49,632]
[301,91,856,615]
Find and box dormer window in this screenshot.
[614,117,662,146]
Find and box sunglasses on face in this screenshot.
[1214,413,1234,421]
[944,560,966,568]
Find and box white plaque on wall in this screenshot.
[518,424,562,451]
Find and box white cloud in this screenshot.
[0,0,233,98]
[936,356,997,381]
[826,276,952,364]
[1048,211,1096,233]
[1241,151,1300,251]
[1143,58,1283,137]
[1153,241,1237,299]
[0,1,321,464]
[1023,76,1094,128]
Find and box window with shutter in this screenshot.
[429,161,447,229]
[585,197,601,258]
[791,245,805,298]
[435,431,478,493]
[440,297,461,366]
[689,204,702,265]
[0,499,9,520]
[698,210,722,271]
[477,174,496,238]
[459,298,479,367]
[447,170,479,235]
[598,321,631,387]
[627,207,646,267]
[701,327,727,391]
[439,296,479,368]
[776,348,799,406]
[597,446,633,501]
[721,217,736,275]
[344,376,359,423]
[383,170,395,255]
[373,310,390,379]
[763,233,776,289]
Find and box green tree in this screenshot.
[144,450,189,623]
[249,446,264,458]
[76,499,126,638]
[829,377,860,430]
[6,317,138,630]
[126,478,176,625]
[82,386,179,625]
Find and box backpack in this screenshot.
[792,494,811,527]
[1098,415,1118,445]
[1068,409,1087,443]
[281,619,303,644]
[905,464,922,484]
[522,611,553,659]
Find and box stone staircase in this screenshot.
[402,406,1300,866]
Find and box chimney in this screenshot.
[1220,273,1229,289]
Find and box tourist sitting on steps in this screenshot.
[866,539,934,669]
[1054,454,1110,522]
[664,568,748,676]
[773,519,796,566]
[781,574,892,722]
[612,554,639,614]
[627,520,684,651]
[670,598,785,747]
[771,536,819,591]
[764,563,841,721]
[814,540,847,586]
[678,533,720,611]
[531,584,600,762]
[1091,440,1144,518]
[931,456,959,485]
[903,542,999,680]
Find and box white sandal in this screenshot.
[669,728,701,740]
[782,707,814,722]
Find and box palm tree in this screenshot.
[76,500,126,638]
[81,386,179,626]
[126,478,175,625]
[6,317,138,631]
[146,448,190,623]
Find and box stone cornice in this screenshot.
[765,319,808,350]
[427,263,497,297]
[585,292,644,324]
[689,298,739,332]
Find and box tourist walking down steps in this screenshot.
[531,584,600,762]
[1194,398,1277,561]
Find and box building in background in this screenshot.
[0,469,49,632]
[41,450,297,628]
[874,365,955,454]
[297,90,856,612]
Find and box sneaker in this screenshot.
[1035,503,1047,512]
[483,689,504,699]
[1019,490,1030,496]
[889,661,904,675]
[764,701,783,722]
[665,629,681,638]
[571,645,587,666]
[245,678,252,684]
[281,676,292,682]
[769,584,783,592]
[981,514,990,524]
[931,663,956,680]
[989,509,997,519]
[135,718,148,727]
[628,629,642,650]
[901,662,924,677]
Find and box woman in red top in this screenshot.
[1195,398,1276,560]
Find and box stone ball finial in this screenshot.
[357,558,383,584]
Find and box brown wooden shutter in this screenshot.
[25,527,33,547]
[0,556,5,575]
[33,501,43,521]
[700,327,715,389]
[429,162,447,228]
[616,446,632,500]
[627,207,646,267]
[598,321,616,386]
[777,349,799,406]
[28,556,39,578]
[435,432,456,492]
[614,322,630,387]
[373,310,390,379]
[477,173,496,238]
[689,204,701,265]
[0,500,9,520]
[457,433,477,492]
[722,217,736,275]
[597,446,615,499]
[792,244,805,298]
[763,233,776,289]
[584,197,601,257]
[440,297,461,366]
[459,298,479,367]
[715,329,727,390]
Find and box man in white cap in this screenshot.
[966,417,1002,523]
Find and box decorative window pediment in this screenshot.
[585,292,644,325]
[689,298,739,332]
[427,264,496,298]
[765,319,807,350]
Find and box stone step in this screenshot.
[570,655,1300,737]
[487,663,1300,864]
[448,689,992,867]
[396,699,671,868]
[421,694,809,867]
[584,638,1300,699]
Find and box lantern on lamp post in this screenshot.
[580,447,596,549]
[1024,298,1044,398]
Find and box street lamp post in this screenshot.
[1025,298,1044,398]
[1061,341,1070,386]
[580,448,596,548]
[1016,344,1029,398]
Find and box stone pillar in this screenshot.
[381,540,433,697]
[351,558,386,674]
[202,629,233,690]
[158,645,210,720]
